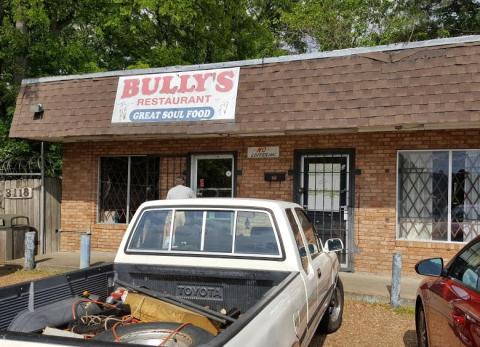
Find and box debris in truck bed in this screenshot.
[124,292,219,335]
[42,327,83,339]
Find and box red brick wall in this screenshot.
[60,129,480,274]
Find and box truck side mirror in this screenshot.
[325,238,343,252]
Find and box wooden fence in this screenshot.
[0,178,62,254]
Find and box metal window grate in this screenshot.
[159,156,188,199]
[296,153,352,268]
[451,151,480,242]
[99,156,160,223]
[398,152,449,241]
[99,157,128,223]
[398,150,480,243]
[129,157,160,220]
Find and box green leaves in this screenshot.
[281,0,480,52]
[1,0,480,175]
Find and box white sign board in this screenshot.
[247,146,280,159]
[112,67,240,123]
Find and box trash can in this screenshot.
[0,215,38,262]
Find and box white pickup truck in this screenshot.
[0,198,344,347]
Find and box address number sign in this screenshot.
[4,187,33,199]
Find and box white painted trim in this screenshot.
[200,211,207,251]
[448,151,453,242]
[190,154,234,198]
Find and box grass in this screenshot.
[0,265,62,287]
[392,305,416,316]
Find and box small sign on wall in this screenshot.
[247,146,280,159]
[4,187,33,199]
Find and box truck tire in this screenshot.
[93,322,214,346]
[317,278,344,334]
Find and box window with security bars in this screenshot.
[398,150,480,243]
[99,156,159,224]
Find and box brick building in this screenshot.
[10,36,480,274]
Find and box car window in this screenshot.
[295,208,322,258]
[235,211,280,256]
[286,209,309,272]
[128,208,280,257]
[448,240,480,292]
[204,211,234,253]
[128,209,172,250]
[172,210,203,251]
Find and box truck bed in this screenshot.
[0,263,297,346]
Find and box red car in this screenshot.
[415,236,480,347]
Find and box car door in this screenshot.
[425,277,464,347]
[444,239,480,346]
[424,239,480,347]
[295,209,333,306]
[285,208,313,345]
[294,208,333,330]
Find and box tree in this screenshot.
[280,0,480,53]
[386,0,480,43]
[0,0,287,175]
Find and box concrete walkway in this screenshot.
[340,271,421,306]
[5,252,422,306]
[5,251,116,270]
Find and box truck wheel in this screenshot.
[317,278,344,334]
[93,322,214,346]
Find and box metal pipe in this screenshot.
[0,173,42,176]
[40,142,45,254]
[80,231,91,269]
[24,231,36,270]
[391,252,402,308]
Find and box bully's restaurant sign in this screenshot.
[112,67,240,123]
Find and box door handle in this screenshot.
[317,268,322,278]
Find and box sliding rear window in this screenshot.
[127,208,281,257]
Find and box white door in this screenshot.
[190,154,234,198]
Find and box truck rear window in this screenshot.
[127,208,281,257]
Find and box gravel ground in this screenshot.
[311,300,416,347]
